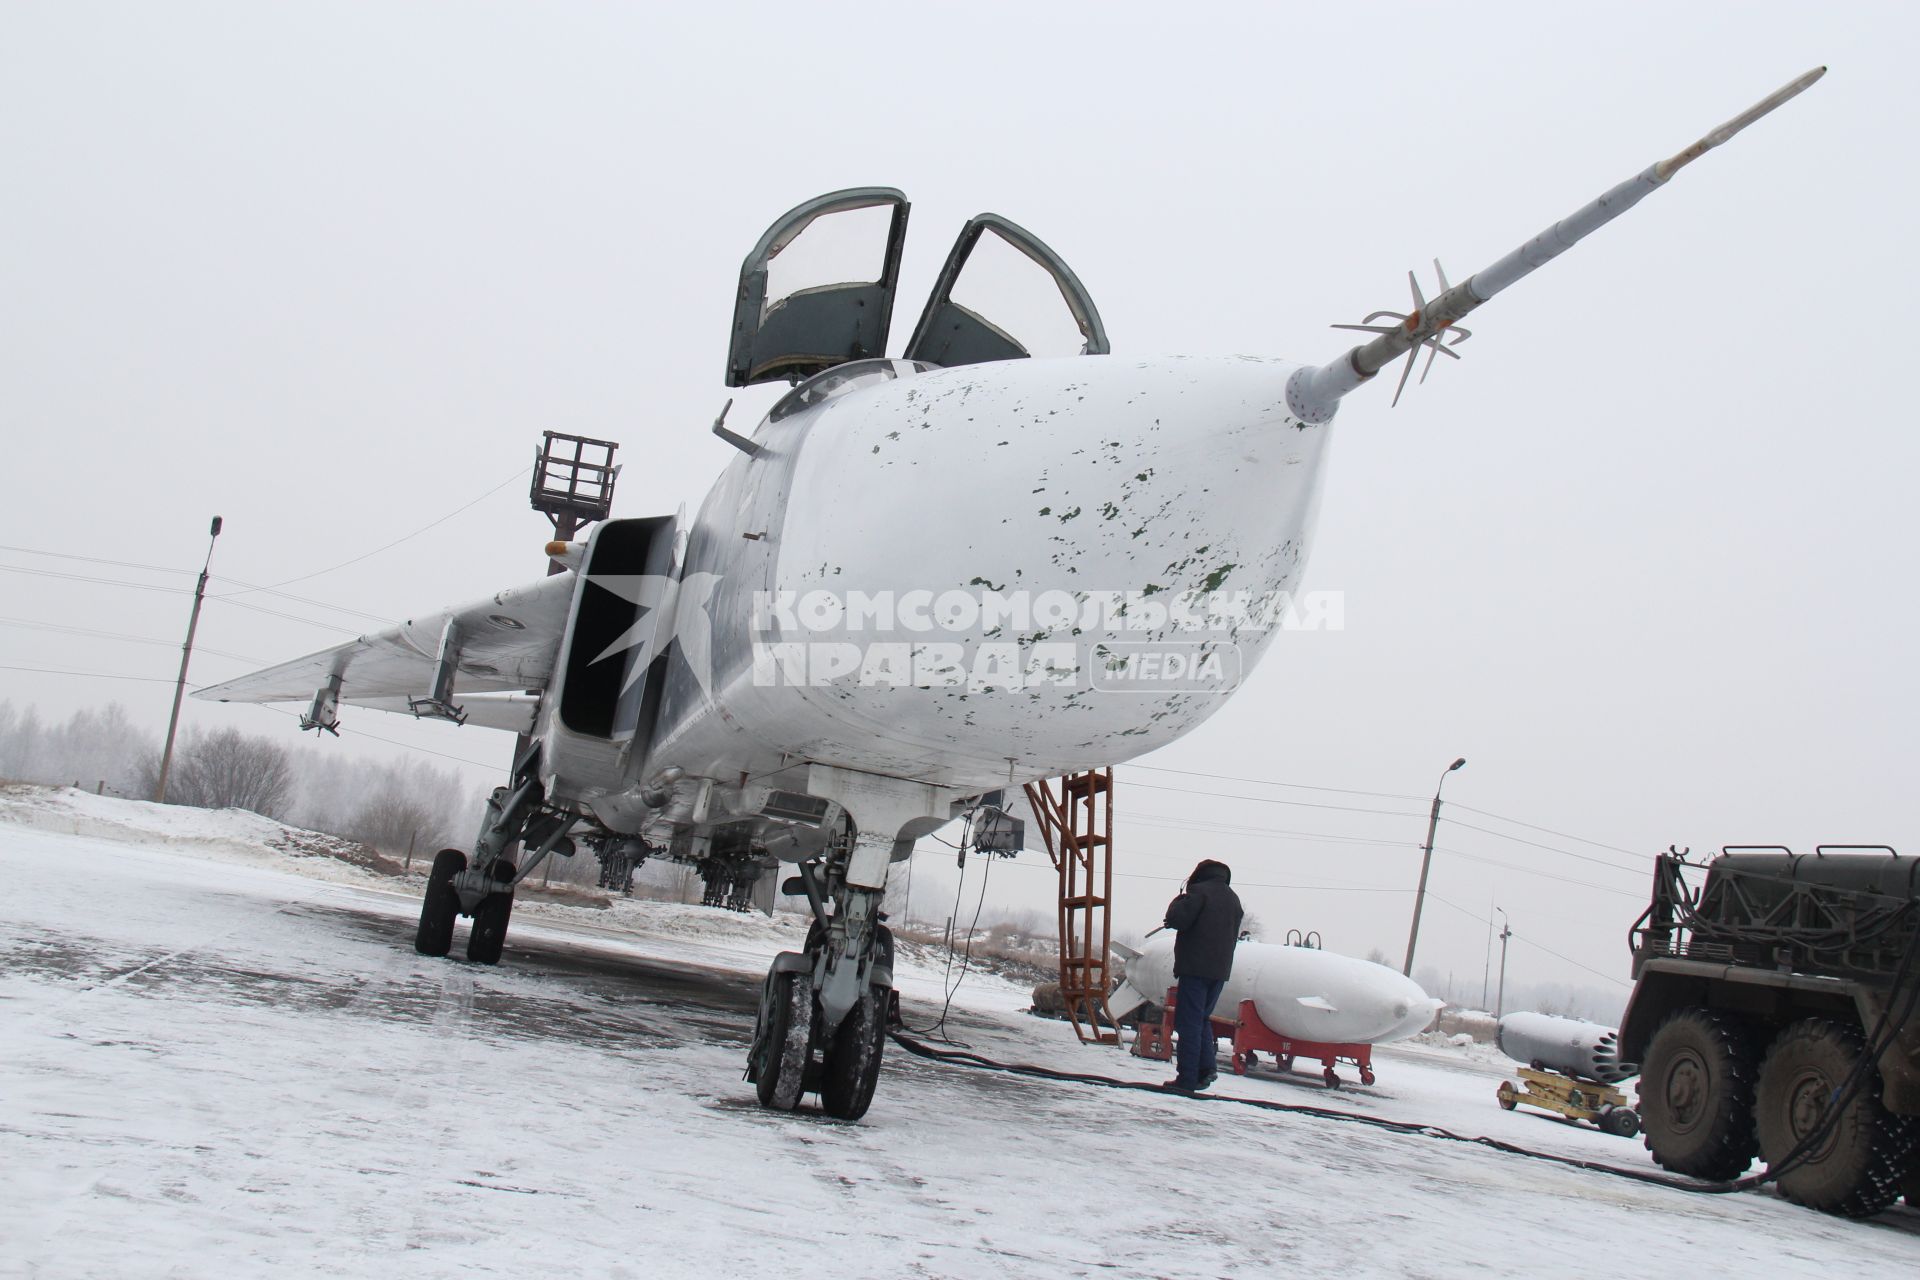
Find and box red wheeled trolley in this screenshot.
[1227,998,1374,1088]
[1131,988,1377,1089]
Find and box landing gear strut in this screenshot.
[413,743,575,966]
[747,849,896,1120]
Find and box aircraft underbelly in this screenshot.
[651,355,1333,793]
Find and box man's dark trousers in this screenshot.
[1174,974,1227,1087]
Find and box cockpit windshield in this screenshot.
[767,358,935,423]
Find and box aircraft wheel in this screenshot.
[466,861,516,965]
[1756,1018,1913,1217]
[414,849,465,957]
[754,971,814,1111]
[819,984,889,1121]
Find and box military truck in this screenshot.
[1619,847,1920,1217]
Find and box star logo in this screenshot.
[584,573,723,701]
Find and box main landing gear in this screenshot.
[747,850,897,1120]
[414,745,576,966]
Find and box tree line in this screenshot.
[0,699,483,862]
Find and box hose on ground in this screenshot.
[888,1031,1799,1198]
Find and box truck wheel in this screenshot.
[1756,1018,1915,1218]
[1638,1008,1760,1179]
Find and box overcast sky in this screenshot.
[3,3,1913,1009]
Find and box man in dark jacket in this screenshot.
[1161,859,1244,1092]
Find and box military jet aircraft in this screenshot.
[200,69,1825,1119]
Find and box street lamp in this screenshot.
[1402,756,1466,976]
[154,516,222,803]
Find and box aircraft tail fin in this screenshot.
[1106,980,1151,1020]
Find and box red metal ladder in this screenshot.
[1025,768,1119,1045]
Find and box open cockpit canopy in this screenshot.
[725,189,1106,389]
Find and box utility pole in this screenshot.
[1494,907,1513,1018]
[1403,756,1466,976]
[154,516,222,803]
[1481,893,1495,1009]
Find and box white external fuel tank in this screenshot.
[1112,936,1442,1045]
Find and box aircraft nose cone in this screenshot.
[750,354,1339,782]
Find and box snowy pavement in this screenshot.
[1,789,1915,1278]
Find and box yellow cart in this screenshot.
[1496,1066,1640,1137]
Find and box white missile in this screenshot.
[1111,936,1442,1045]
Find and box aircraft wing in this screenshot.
[194,574,575,727]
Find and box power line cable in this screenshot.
[1440,818,1647,877]
[0,545,193,576]
[210,595,364,635]
[0,663,181,685]
[0,616,269,666]
[215,464,530,595]
[1126,761,1422,803]
[982,853,1414,895]
[1432,845,1646,899]
[0,543,398,628]
[1443,800,1647,859]
[0,564,192,595]
[209,576,397,626]
[1427,893,1630,988]
[1125,761,1646,871]
[1125,779,1422,821]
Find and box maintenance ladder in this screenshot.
[1025,768,1119,1045]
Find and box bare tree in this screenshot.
[156,727,294,818]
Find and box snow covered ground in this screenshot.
[2,787,1914,1278]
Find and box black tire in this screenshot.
[754,971,814,1111]
[1599,1107,1641,1139]
[466,861,516,965]
[1638,1008,1761,1179]
[1755,1018,1916,1218]
[414,849,465,957]
[819,985,889,1121]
